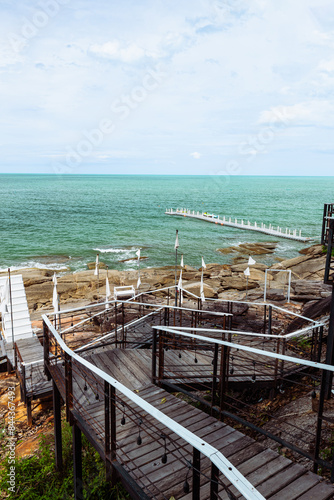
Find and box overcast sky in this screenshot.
[1,0,334,175]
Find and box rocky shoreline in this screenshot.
[0,243,331,323]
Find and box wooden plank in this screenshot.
[257,463,307,498]
[294,481,334,500]
[269,471,321,500]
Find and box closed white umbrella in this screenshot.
[174,232,179,250]
[105,274,111,309]
[106,276,111,298]
[178,269,183,305]
[174,230,179,307]
[52,280,58,312]
[94,253,99,276]
[244,266,250,299]
[200,257,206,302]
[180,254,184,268]
[136,249,141,290]
[177,269,183,290]
[248,256,256,266]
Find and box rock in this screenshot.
[218,242,277,256]
[292,280,331,297]
[272,254,326,281]
[183,282,218,298]
[299,244,324,257]
[230,263,268,273]
[265,289,287,301]
[286,296,332,333]
[119,256,148,263]
[87,261,107,270]
[220,276,259,291]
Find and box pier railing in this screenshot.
[42,314,265,500]
[165,208,312,242]
[152,325,334,480]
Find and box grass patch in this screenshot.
[0,421,129,499]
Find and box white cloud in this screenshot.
[318,59,334,72]
[190,151,201,159]
[89,40,155,63]
[258,100,334,127]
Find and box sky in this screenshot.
[1,0,334,175]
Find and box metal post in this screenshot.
[192,448,200,500]
[43,321,51,380]
[53,380,63,471]
[287,270,291,303]
[152,330,157,384]
[158,332,164,386]
[268,305,272,335]
[8,268,16,370]
[114,302,118,348]
[324,285,334,399]
[210,463,219,500]
[73,422,83,500]
[65,353,73,424]
[211,343,219,415]
[110,385,117,484]
[314,368,328,475]
[264,269,268,302]
[105,380,112,483]
[175,229,178,308]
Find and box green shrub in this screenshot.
[0,422,129,500]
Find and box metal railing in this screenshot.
[153,324,334,480]
[42,314,265,500]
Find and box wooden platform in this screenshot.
[7,336,52,423]
[49,348,334,499]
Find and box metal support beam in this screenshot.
[210,463,219,500]
[53,380,63,471]
[73,422,83,500]
[192,447,200,500]
[324,285,334,400]
[26,398,32,426]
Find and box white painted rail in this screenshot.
[43,313,265,500]
[165,208,312,242]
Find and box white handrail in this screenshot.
[164,325,319,340]
[154,326,334,372]
[75,307,164,352]
[42,314,265,500]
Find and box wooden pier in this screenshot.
[165,208,312,242]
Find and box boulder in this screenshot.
[183,282,218,298]
[265,288,287,301]
[217,241,277,256]
[299,244,325,256]
[220,276,259,291]
[292,280,332,297]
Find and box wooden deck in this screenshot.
[7,336,52,423]
[49,348,334,499]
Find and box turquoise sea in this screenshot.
[0,174,333,273]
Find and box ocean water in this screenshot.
[0,174,333,273]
